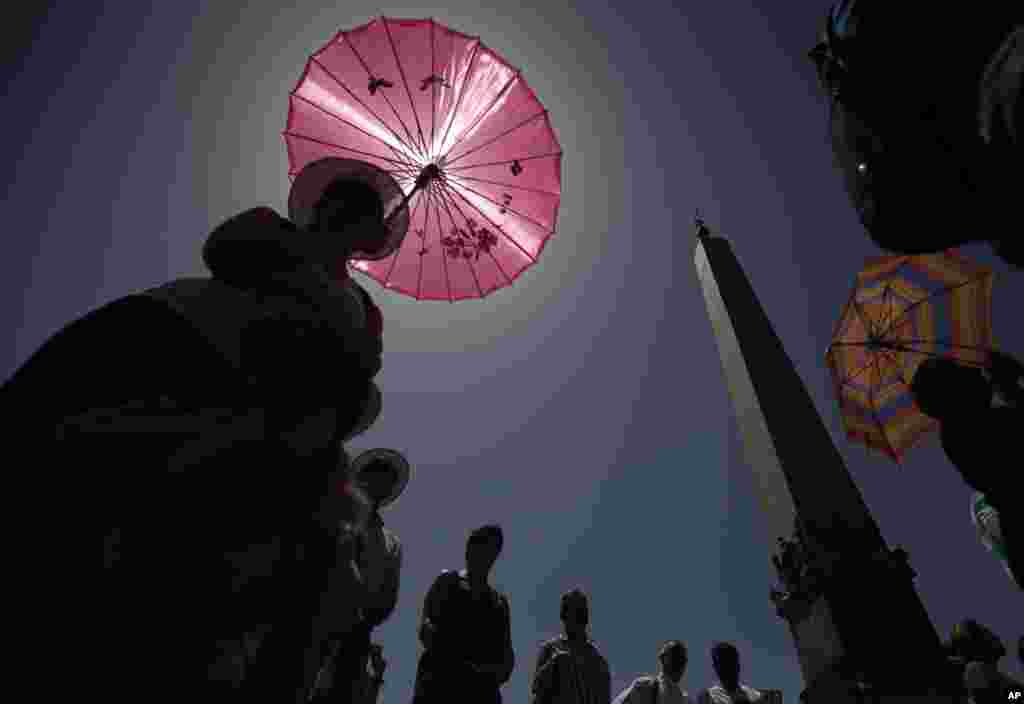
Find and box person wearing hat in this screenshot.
[313,448,408,703]
[1,157,410,700]
[613,640,693,704]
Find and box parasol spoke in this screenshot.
[433,180,513,289]
[381,18,429,157]
[385,184,428,289]
[436,178,534,268]
[340,32,427,160]
[877,271,992,338]
[431,182,453,302]
[442,71,523,162]
[414,182,437,299]
[450,174,560,197]
[443,152,562,172]
[283,131,419,179]
[849,296,879,339]
[837,353,882,390]
[430,19,437,158]
[441,178,553,233]
[310,57,423,162]
[437,41,482,158]
[868,354,899,462]
[432,182,486,298]
[444,110,548,168]
[287,92,422,171]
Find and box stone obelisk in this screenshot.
[693,216,960,702]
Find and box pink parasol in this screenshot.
[284,17,563,301]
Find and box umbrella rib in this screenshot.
[453,174,560,197]
[286,93,420,170]
[442,179,552,232]
[444,109,546,168]
[284,132,418,179]
[310,57,422,163]
[432,184,486,298]
[437,40,481,156]
[868,354,899,462]
[849,296,878,339]
[415,182,435,299]
[382,185,426,290]
[829,284,864,347]
[436,178,536,265]
[382,17,429,157]
[430,19,437,158]
[441,70,522,162]
[877,272,991,338]
[432,183,453,302]
[341,28,424,159]
[434,181,513,288]
[444,151,562,172]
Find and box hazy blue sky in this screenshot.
[3,2,1020,701]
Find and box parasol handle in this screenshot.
[383,164,441,226]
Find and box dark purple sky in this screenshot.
[3,2,1020,701]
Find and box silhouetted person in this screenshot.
[808,1,1023,267]
[532,588,612,704]
[2,157,409,701]
[910,353,1023,587]
[313,448,408,703]
[950,619,1024,704]
[697,643,763,704]
[413,524,515,704]
[613,640,693,704]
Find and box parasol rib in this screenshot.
[442,70,522,162]
[432,184,486,298]
[436,41,482,157]
[877,272,992,339]
[452,174,560,197]
[432,184,453,302]
[436,178,535,266]
[340,31,426,160]
[443,179,553,232]
[445,110,547,168]
[283,130,418,179]
[430,19,437,157]
[310,57,422,163]
[434,182,513,289]
[381,17,429,157]
[287,91,421,171]
[444,152,562,172]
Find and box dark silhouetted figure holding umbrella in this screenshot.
[2,156,411,701]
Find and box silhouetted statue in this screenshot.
[532,589,612,704]
[910,353,1023,588]
[413,524,515,704]
[2,157,408,701]
[311,448,408,703]
[809,1,1023,267]
[696,642,764,703]
[612,640,693,704]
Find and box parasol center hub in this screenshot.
[416,163,443,188]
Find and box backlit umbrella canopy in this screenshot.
[284,17,563,301]
[825,250,996,463]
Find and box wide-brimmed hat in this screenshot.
[349,448,411,509]
[288,157,410,261]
